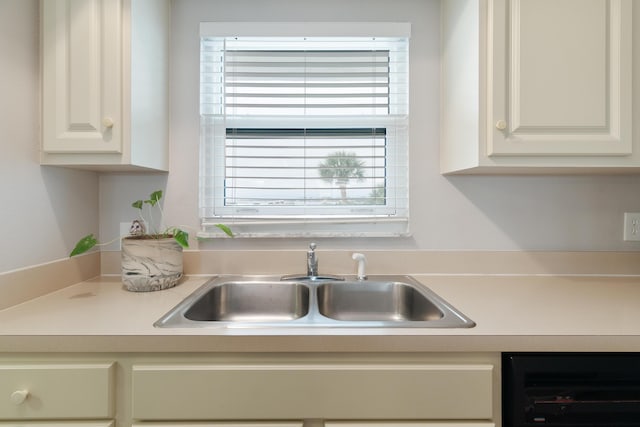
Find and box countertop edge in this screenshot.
[1,334,640,353]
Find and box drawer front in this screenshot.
[131,424,492,427]
[132,424,302,427]
[132,364,493,420]
[326,423,495,427]
[0,364,115,419]
[0,423,114,427]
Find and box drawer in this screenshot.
[0,364,115,419]
[0,423,114,427]
[326,423,495,427]
[132,424,302,427]
[132,364,493,420]
[132,424,492,427]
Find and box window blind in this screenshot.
[199,24,409,234]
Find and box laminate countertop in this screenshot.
[1,274,639,353]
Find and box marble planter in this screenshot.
[121,237,183,292]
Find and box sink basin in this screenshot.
[184,281,310,322]
[317,281,444,322]
[154,275,475,329]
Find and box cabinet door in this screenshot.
[489,0,632,156]
[42,0,122,153]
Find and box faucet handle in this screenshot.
[309,242,317,251]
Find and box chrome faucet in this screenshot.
[307,242,318,277]
[281,242,344,281]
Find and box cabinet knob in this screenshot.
[10,390,29,405]
[495,119,507,130]
[102,117,115,128]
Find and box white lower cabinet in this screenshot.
[0,354,498,427]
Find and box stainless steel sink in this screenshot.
[184,281,309,322]
[154,275,475,328]
[317,281,445,322]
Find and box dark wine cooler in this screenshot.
[503,353,640,427]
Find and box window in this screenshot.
[199,23,410,237]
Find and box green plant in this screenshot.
[70,190,232,257]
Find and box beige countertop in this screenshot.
[1,274,640,353]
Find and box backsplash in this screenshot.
[2,250,639,313]
[0,252,100,310]
[102,250,640,277]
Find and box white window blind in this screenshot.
[199,23,410,237]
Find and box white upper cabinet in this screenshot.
[441,0,636,174]
[41,0,170,171]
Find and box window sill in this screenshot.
[198,218,409,239]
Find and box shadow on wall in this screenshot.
[445,174,640,251]
[40,166,100,257]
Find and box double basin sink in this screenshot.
[154,275,475,329]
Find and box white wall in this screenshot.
[97,0,640,252]
[0,0,99,273]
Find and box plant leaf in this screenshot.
[215,223,234,237]
[147,190,163,207]
[70,234,98,257]
[132,200,143,210]
[173,229,189,248]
